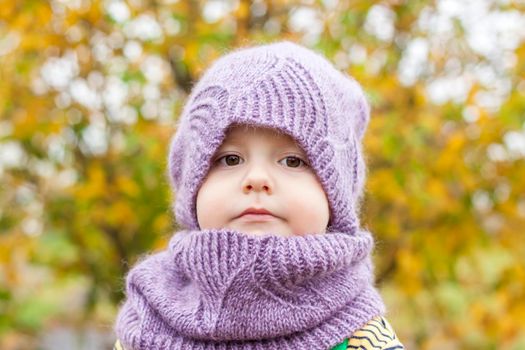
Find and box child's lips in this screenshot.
[237,213,279,222]
[237,207,277,217]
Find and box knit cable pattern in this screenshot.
[115,228,385,350]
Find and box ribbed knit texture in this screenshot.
[115,228,385,350]
[167,40,370,233]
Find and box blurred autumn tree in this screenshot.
[1,0,524,349]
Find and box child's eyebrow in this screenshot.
[217,138,243,148]
[221,136,242,144]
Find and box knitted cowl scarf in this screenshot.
[115,228,385,350]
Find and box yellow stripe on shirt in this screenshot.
[347,316,404,350]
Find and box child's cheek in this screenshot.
[285,182,330,233]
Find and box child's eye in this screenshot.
[215,154,307,168]
[279,156,308,168]
[217,154,243,166]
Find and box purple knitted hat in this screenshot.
[167,40,371,234]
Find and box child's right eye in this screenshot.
[217,154,243,166]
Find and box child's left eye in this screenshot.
[279,156,308,168]
[217,154,242,166]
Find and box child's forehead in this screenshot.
[221,124,301,147]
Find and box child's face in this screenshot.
[196,124,330,237]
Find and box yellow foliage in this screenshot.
[116,175,140,198]
[396,248,422,295]
[71,164,107,200]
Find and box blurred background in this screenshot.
[1,0,524,349]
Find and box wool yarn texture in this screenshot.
[115,41,386,349]
[115,228,385,349]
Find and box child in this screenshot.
[114,41,404,349]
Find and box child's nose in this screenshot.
[243,181,271,194]
[242,166,273,194]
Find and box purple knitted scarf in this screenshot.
[115,228,385,349]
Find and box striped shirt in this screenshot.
[114,316,404,350]
[345,316,404,349]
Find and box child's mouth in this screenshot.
[238,213,279,222]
